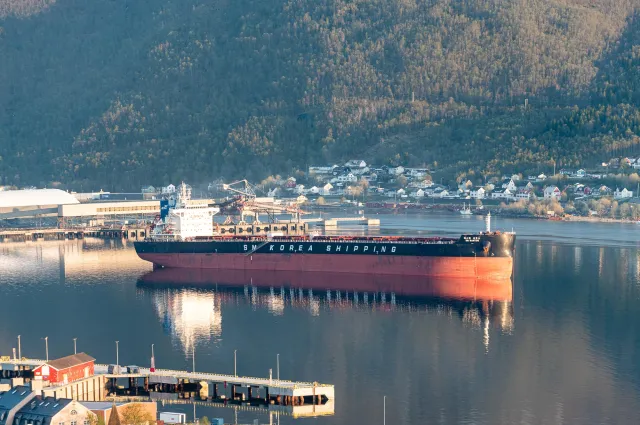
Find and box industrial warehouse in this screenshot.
[0,189,161,223]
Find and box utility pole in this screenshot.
[277,354,280,381]
[73,338,77,355]
[115,341,119,371]
[234,350,237,377]
[17,335,21,360]
[44,337,48,362]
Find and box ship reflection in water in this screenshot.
[148,285,222,354]
[137,268,514,351]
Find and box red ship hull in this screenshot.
[138,252,513,280]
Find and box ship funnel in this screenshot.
[485,212,491,233]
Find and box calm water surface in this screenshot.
[1,213,640,424]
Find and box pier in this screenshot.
[303,216,380,228]
[0,357,334,418]
[0,226,149,242]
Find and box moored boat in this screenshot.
[134,184,515,280]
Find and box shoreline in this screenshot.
[306,204,640,225]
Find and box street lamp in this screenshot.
[383,395,386,425]
[276,354,279,381]
[17,335,21,360]
[115,341,119,372]
[43,337,48,362]
[151,344,156,372]
[73,338,77,355]
[234,350,237,377]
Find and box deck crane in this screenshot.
[219,180,308,225]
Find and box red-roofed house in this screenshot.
[33,353,95,385]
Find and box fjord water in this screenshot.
[1,214,640,424]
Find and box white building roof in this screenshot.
[0,189,80,208]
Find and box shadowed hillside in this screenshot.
[1,0,640,189]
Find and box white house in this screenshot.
[397,188,406,196]
[576,169,586,178]
[308,166,335,175]
[614,187,633,199]
[536,173,548,182]
[409,180,432,189]
[406,168,429,178]
[501,178,517,192]
[511,174,521,181]
[389,166,405,175]
[491,189,514,200]
[336,173,358,183]
[345,160,367,169]
[516,188,532,201]
[308,186,320,194]
[433,188,449,198]
[470,187,485,199]
[412,189,425,198]
[320,183,334,196]
[351,166,370,176]
[161,184,176,194]
[543,186,561,200]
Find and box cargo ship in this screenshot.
[134,183,515,279]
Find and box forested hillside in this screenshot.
[2,0,640,189]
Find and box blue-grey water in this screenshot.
[1,213,640,424]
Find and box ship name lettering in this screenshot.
[298,244,303,252]
[374,246,378,253]
[253,244,257,251]
[391,246,396,253]
[269,245,274,251]
[381,246,386,253]
[335,245,341,252]
[363,246,368,252]
[280,245,285,251]
[308,245,313,252]
[345,245,349,252]
[289,245,295,252]
[326,245,331,252]
[244,244,247,251]
[353,245,359,252]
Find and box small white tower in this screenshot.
[485,212,491,233]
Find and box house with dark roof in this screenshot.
[13,396,93,425]
[33,354,95,385]
[0,386,36,425]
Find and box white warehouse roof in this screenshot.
[0,189,80,208]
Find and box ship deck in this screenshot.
[147,235,461,244]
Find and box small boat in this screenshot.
[460,203,473,215]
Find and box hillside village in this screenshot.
[249,159,640,204]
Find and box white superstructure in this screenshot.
[153,183,219,240]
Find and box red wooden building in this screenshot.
[33,353,96,384]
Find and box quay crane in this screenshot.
[219,180,308,225]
